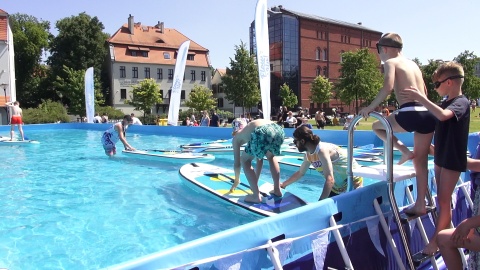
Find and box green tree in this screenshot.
[9,14,51,108]
[417,59,442,102]
[125,78,162,118]
[222,41,260,114]
[184,84,217,112]
[53,66,104,116]
[278,83,297,108]
[335,49,383,113]
[310,76,332,107]
[454,51,480,99]
[22,100,70,124]
[47,12,110,101]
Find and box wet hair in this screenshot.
[293,126,320,145]
[231,118,247,136]
[378,33,403,51]
[432,61,464,82]
[123,115,133,122]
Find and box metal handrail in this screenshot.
[346,112,415,270]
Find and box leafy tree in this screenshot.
[454,51,480,99]
[335,49,383,113]
[9,14,51,108]
[95,105,125,120]
[53,66,104,116]
[222,41,260,113]
[125,78,162,118]
[278,83,297,108]
[47,12,110,101]
[309,76,332,107]
[184,84,217,112]
[417,59,442,102]
[22,100,70,124]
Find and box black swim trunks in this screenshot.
[395,102,436,134]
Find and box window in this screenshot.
[201,71,206,81]
[187,54,194,61]
[168,69,174,80]
[144,67,150,78]
[316,66,321,77]
[120,66,126,78]
[212,84,217,94]
[191,70,196,81]
[120,89,127,99]
[315,48,321,60]
[142,51,148,57]
[218,98,224,107]
[323,66,328,77]
[157,68,163,80]
[131,51,137,56]
[164,52,170,59]
[323,48,328,61]
[160,89,164,98]
[132,67,138,78]
[181,90,185,100]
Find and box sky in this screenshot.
[3,0,479,69]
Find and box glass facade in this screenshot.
[251,14,299,113]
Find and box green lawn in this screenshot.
[309,108,480,132]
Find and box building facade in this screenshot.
[107,15,211,116]
[0,9,16,125]
[249,5,382,115]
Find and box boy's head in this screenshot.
[231,118,247,136]
[376,33,403,56]
[13,101,19,106]
[432,62,464,91]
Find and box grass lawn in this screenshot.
[309,108,480,132]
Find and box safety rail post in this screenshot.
[346,112,415,270]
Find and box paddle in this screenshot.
[203,172,269,197]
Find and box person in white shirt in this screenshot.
[130,113,143,125]
[93,113,102,123]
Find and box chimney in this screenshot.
[160,22,164,33]
[128,14,134,35]
[155,21,165,33]
[357,22,362,25]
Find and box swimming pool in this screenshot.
[0,127,363,269]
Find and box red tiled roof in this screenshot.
[108,23,209,67]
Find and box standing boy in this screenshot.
[401,61,470,255]
[231,119,285,203]
[6,101,25,141]
[359,33,436,219]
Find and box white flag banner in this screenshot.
[168,40,190,126]
[366,216,385,256]
[7,23,16,102]
[84,67,95,123]
[255,0,271,121]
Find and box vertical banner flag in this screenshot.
[255,0,271,121]
[84,67,95,123]
[7,23,16,103]
[168,40,190,126]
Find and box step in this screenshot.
[411,250,439,267]
[399,206,436,223]
[352,164,416,182]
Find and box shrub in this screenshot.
[23,100,70,124]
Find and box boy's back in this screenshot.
[387,56,426,106]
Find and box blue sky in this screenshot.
[4,0,479,69]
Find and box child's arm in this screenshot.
[401,87,454,121]
[359,61,395,118]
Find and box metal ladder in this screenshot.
[346,112,438,269]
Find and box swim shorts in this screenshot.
[395,102,436,134]
[11,115,22,125]
[244,123,285,159]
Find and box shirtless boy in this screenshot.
[6,101,25,141]
[359,33,436,218]
[231,118,285,203]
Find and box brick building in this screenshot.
[250,5,382,115]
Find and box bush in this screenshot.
[23,100,70,124]
[95,106,125,121]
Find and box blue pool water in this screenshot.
[0,128,412,269]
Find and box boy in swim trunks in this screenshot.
[231,118,285,203]
[359,32,436,220]
[5,101,25,141]
[402,62,470,257]
[101,114,136,156]
[281,126,363,200]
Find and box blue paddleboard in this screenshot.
[179,163,307,217]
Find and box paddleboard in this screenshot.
[0,139,40,145]
[122,149,215,163]
[180,139,231,149]
[281,144,382,157]
[274,154,382,173]
[179,163,307,217]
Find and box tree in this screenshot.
[53,66,104,116]
[454,51,480,99]
[222,41,260,114]
[278,83,297,108]
[48,12,110,102]
[416,59,442,102]
[126,78,162,118]
[9,13,51,108]
[184,84,217,112]
[310,76,332,107]
[335,49,383,113]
